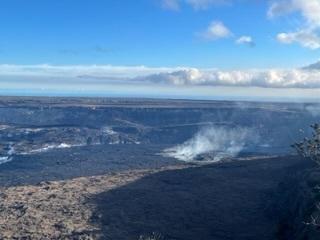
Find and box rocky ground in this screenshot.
[0,97,319,239]
[0,166,186,240]
[0,156,317,240]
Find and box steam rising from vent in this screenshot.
[305,105,320,117]
[163,126,257,162]
[0,144,15,165]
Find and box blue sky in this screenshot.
[0,0,320,101]
[0,0,318,68]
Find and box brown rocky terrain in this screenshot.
[1,156,317,240]
[0,166,186,240]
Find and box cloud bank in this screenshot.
[0,64,184,78]
[0,63,320,89]
[135,65,320,89]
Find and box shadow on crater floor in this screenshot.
[92,156,310,240]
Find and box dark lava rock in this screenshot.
[92,156,312,240]
[272,167,320,240]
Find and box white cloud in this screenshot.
[186,0,230,10]
[277,30,320,49]
[162,0,231,10]
[268,1,296,19]
[268,0,320,25]
[200,21,233,40]
[1,64,320,89]
[268,0,320,49]
[236,36,255,47]
[161,0,180,10]
[135,67,320,88]
[0,64,184,78]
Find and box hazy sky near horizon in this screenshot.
[0,0,320,101]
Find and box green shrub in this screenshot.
[293,124,320,228]
[138,233,163,240]
[292,123,320,166]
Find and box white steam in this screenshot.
[163,126,257,162]
[306,104,320,117]
[0,156,12,165]
[27,143,80,154]
[0,143,15,165]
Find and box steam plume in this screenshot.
[163,126,257,162]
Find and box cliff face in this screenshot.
[0,98,319,155]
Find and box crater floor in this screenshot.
[0,156,310,240]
